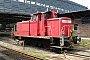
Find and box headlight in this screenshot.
[77,37,79,39]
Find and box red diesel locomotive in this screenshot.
[13,10,80,48]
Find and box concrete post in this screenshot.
[22,40,25,50]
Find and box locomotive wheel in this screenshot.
[15,37,51,49]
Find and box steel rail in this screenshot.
[0,45,45,60]
[66,52,90,58]
[66,49,90,58]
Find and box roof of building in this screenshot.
[0,9,90,24]
[59,9,90,19]
[0,12,30,24]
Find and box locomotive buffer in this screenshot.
[50,30,74,50]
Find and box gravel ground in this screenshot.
[0,36,89,60]
[0,47,33,60]
[0,47,14,60]
[0,37,56,57]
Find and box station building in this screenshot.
[60,10,90,38]
[0,0,90,38]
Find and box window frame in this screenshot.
[73,24,78,31]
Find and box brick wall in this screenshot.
[72,19,90,37]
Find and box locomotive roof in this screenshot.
[32,10,59,15]
[47,17,71,20]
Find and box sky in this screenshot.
[70,0,90,9]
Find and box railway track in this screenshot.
[67,51,90,58]
[0,45,44,60]
[0,46,32,60]
[0,36,90,60]
[0,36,53,60]
[64,48,90,59]
[50,46,90,59]
[0,36,45,60]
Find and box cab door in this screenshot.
[39,14,45,36]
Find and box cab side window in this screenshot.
[73,24,78,30]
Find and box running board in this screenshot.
[50,46,69,49]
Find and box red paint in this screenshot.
[14,10,72,37]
